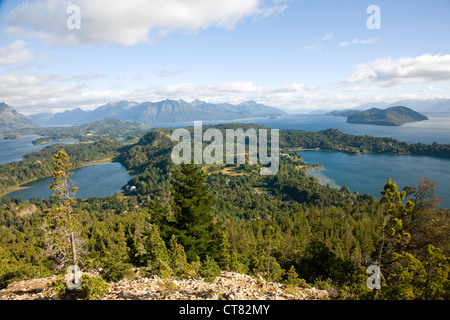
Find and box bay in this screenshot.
[297,150,450,208]
[4,162,132,200]
[250,113,450,145]
[0,135,77,164]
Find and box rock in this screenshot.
[0,271,331,300]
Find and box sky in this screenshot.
[0,0,449,115]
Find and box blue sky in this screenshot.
[0,0,449,114]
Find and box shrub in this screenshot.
[79,274,110,300]
[100,261,134,282]
[201,256,221,283]
[51,274,109,300]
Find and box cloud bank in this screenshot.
[6,0,287,46]
[346,54,450,86]
[0,40,33,65]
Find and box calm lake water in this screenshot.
[155,113,450,145]
[0,135,77,164]
[4,162,132,200]
[298,151,450,209]
[245,113,450,145]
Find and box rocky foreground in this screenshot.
[0,271,329,300]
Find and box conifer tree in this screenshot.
[45,149,79,272]
[373,178,414,299]
[169,234,189,277]
[170,163,219,261]
[145,224,172,278]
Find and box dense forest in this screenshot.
[0,124,449,300]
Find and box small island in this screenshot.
[3,134,21,140]
[345,106,428,126]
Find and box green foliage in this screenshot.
[145,224,172,278]
[79,274,110,300]
[373,178,415,291]
[44,149,79,271]
[381,245,449,300]
[100,261,134,282]
[187,257,203,279]
[168,235,190,277]
[379,178,414,244]
[170,163,219,261]
[51,274,109,300]
[1,125,449,301]
[201,256,221,283]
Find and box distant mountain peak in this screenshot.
[0,103,40,132]
[0,102,16,113]
[191,99,206,106]
[241,100,259,106]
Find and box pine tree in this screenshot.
[373,178,414,299]
[99,222,134,282]
[145,224,172,278]
[45,149,79,272]
[170,163,219,262]
[169,234,189,277]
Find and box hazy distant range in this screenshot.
[29,99,287,126]
[11,97,450,128]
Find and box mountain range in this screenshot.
[29,99,286,126]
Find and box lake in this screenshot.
[0,135,78,164]
[4,162,133,200]
[154,113,450,145]
[297,150,450,209]
[245,113,450,145]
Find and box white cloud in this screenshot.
[0,40,33,66]
[321,33,333,41]
[6,0,287,46]
[66,71,108,82]
[154,69,184,78]
[420,85,444,92]
[303,44,322,52]
[346,54,450,86]
[303,33,333,51]
[338,38,378,47]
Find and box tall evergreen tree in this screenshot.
[45,149,79,272]
[373,178,414,299]
[170,163,219,262]
[145,224,172,278]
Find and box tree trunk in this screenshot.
[71,232,77,265]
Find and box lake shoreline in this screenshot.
[297,150,450,209]
[1,158,117,199]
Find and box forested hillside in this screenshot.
[0,124,449,300]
